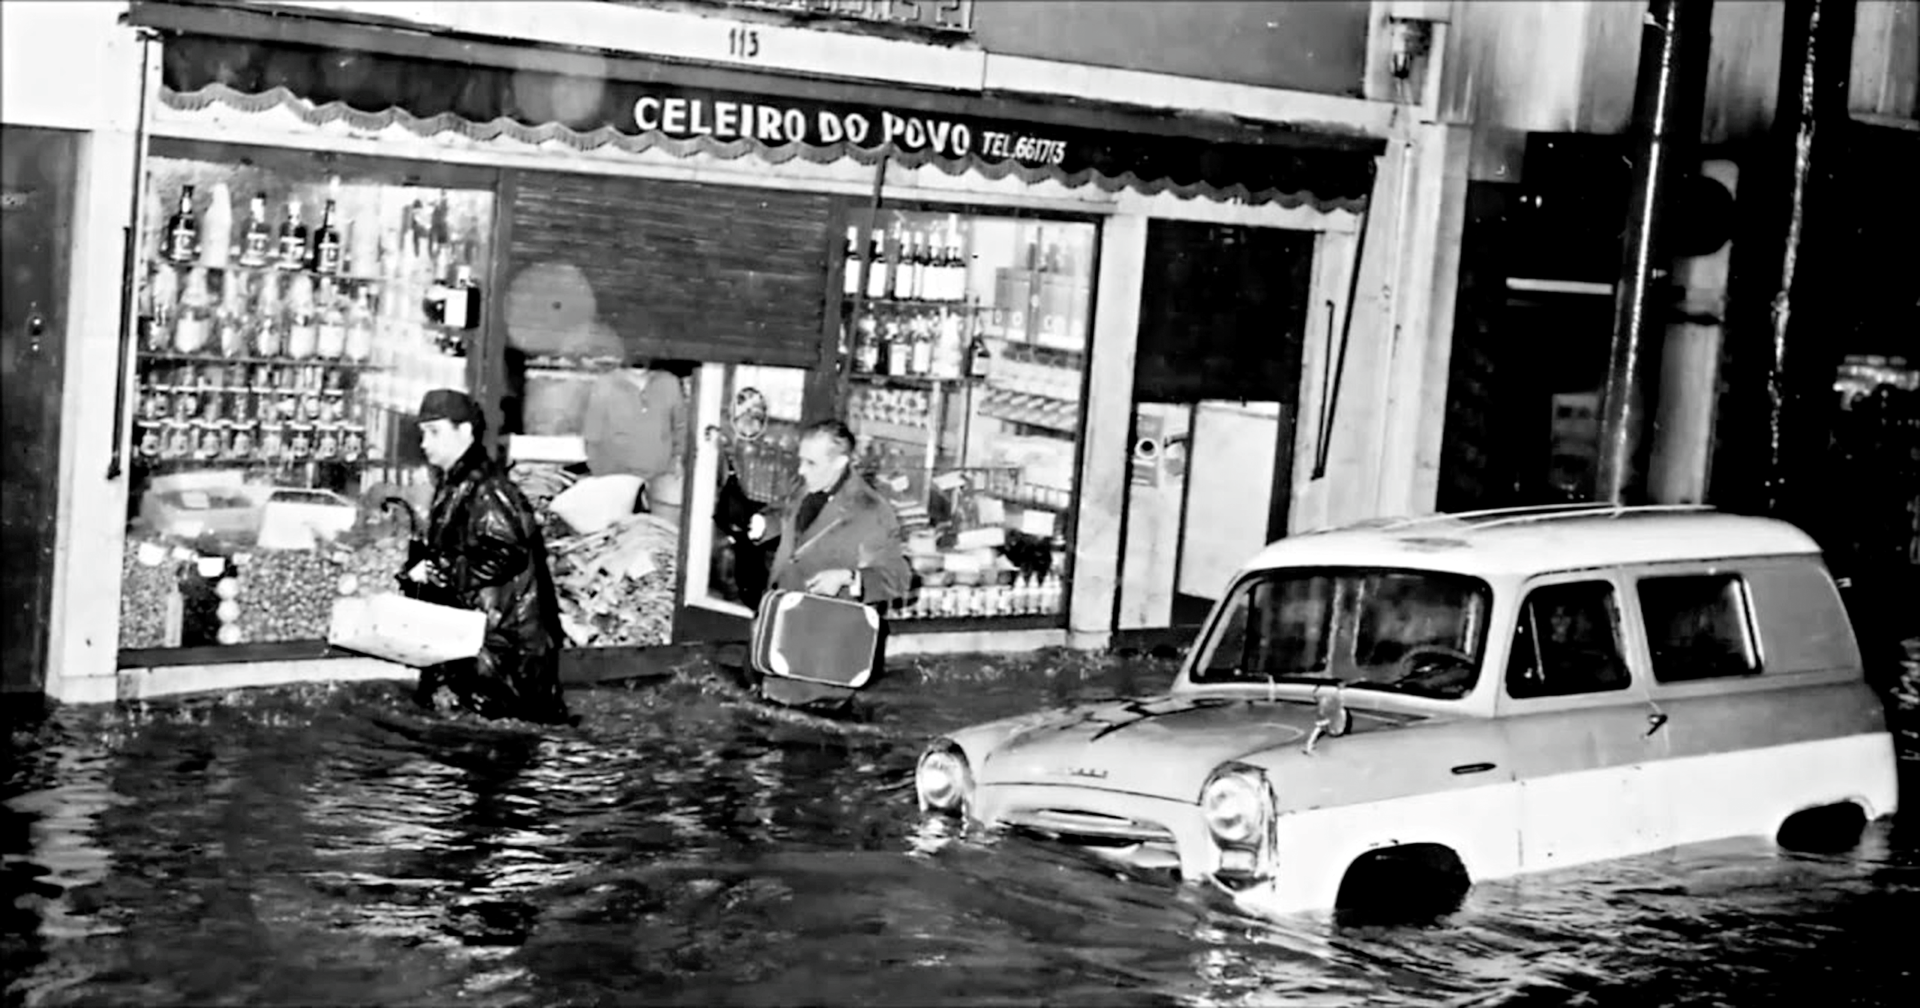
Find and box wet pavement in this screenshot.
[5,650,1918,1007]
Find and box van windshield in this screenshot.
[1188,567,1493,700]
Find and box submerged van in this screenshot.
[912,505,1900,919]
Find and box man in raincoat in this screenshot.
[748,419,912,711]
[404,389,571,724]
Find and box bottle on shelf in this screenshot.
[200,182,233,269]
[909,311,934,377]
[173,266,213,354]
[344,285,373,363]
[250,272,284,357]
[313,196,344,276]
[278,198,308,271]
[315,279,347,359]
[899,229,923,302]
[967,330,993,379]
[146,263,179,352]
[842,224,861,298]
[162,185,199,265]
[934,307,965,379]
[855,308,881,375]
[885,317,910,377]
[865,225,888,301]
[215,271,248,358]
[285,273,317,359]
[239,191,273,268]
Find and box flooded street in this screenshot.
[6,651,1918,1007]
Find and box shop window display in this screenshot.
[839,210,1090,622]
[119,153,492,651]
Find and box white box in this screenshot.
[327,592,486,668]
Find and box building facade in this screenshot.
[3,0,1466,703]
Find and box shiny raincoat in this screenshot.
[407,444,570,724]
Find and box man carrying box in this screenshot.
[404,389,572,725]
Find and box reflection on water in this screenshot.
[5,653,1916,1007]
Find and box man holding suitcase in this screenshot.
[749,419,912,711]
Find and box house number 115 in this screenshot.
[727,25,762,59]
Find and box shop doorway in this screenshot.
[1113,222,1313,646]
[1,126,78,693]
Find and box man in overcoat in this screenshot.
[404,389,572,724]
[749,419,912,710]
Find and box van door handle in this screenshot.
[1646,712,1670,737]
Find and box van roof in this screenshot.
[1241,505,1823,580]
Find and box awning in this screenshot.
[129,1,1383,212]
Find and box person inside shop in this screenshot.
[581,353,691,523]
[747,419,913,712]
[404,388,573,725]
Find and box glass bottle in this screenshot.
[967,331,993,380]
[935,307,965,379]
[315,279,347,359]
[172,266,213,354]
[909,311,934,377]
[250,272,284,357]
[313,197,344,275]
[162,185,199,265]
[842,224,861,298]
[865,225,888,301]
[855,308,880,375]
[344,285,373,363]
[285,273,317,359]
[239,191,273,268]
[278,198,309,271]
[147,265,180,352]
[215,271,249,358]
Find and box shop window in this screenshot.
[120,148,494,651]
[1636,573,1761,682]
[838,209,1090,622]
[1506,581,1630,699]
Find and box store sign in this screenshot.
[628,87,1069,165]
[670,0,973,34]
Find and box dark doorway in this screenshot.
[2,126,79,694]
[1114,220,1313,643]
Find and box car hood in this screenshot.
[970,693,1419,802]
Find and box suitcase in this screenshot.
[749,589,882,688]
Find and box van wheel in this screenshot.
[1333,844,1470,927]
[1776,802,1868,854]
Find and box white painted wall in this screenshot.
[2,1,146,702]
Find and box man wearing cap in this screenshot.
[405,389,571,724]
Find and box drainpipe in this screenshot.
[1710,0,1855,532]
[1595,0,1714,506]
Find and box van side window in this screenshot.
[1506,581,1631,699]
[1637,573,1760,682]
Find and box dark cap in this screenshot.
[417,389,481,427]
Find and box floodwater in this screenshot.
[5,651,1917,1008]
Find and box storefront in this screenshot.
[28,0,1418,697]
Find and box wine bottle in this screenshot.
[855,309,880,374]
[285,273,317,359]
[239,192,273,268]
[842,224,861,298]
[250,273,284,357]
[344,285,373,362]
[173,266,213,354]
[315,279,346,359]
[215,272,248,358]
[162,186,199,265]
[313,198,343,275]
[148,265,179,352]
[277,199,308,271]
[967,331,993,379]
[910,312,933,376]
[865,226,888,301]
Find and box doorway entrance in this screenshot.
[2,126,79,693]
[1113,221,1314,648]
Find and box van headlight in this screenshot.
[916,741,974,815]
[1201,763,1273,855]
